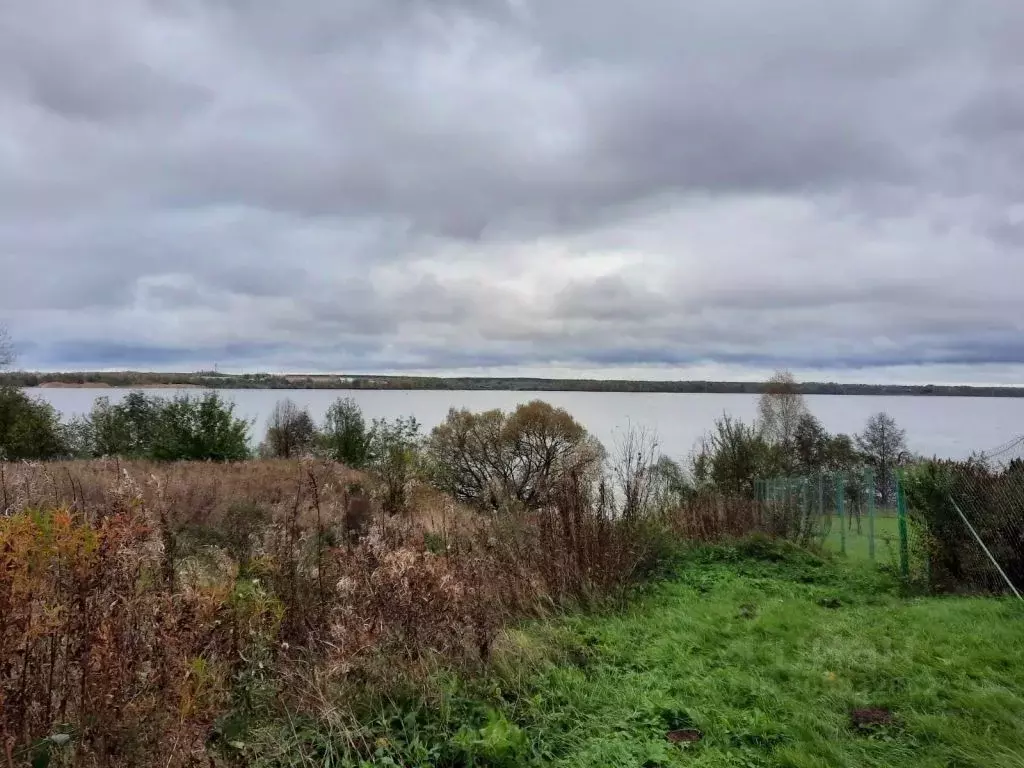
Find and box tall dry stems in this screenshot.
[1,458,768,766]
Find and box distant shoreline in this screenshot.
[36,381,201,389]
[5,371,1024,398]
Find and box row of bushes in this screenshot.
[2,371,912,516]
[2,387,695,518]
[0,387,251,461]
[0,389,423,490]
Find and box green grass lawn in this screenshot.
[262,541,1024,767]
[382,541,1024,768]
[822,513,903,563]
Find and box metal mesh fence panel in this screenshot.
[757,469,912,574]
[755,474,830,547]
[753,436,1024,593]
[901,437,1024,596]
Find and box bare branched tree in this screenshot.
[263,398,318,458]
[610,424,661,520]
[757,370,809,466]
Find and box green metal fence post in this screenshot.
[865,467,876,561]
[786,478,792,536]
[896,473,910,578]
[802,478,810,544]
[817,472,824,528]
[835,471,846,555]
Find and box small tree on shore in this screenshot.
[368,415,422,515]
[427,400,601,511]
[758,370,809,469]
[792,413,830,475]
[649,455,695,510]
[152,393,251,461]
[0,327,67,460]
[90,392,161,457]
[320,397,369,467]
[856,412,908,506]
[263,398,318,458]
[824,433,860,472]
[0,387,66,460]
[692,415,780,498]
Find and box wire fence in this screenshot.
[755,469,911,574]
[900,437,1024,597]
[758,437,1024,597]
[963,438,1024,596]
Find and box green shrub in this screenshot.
[75,391,251,461]
[319,397,369,467]
[426,400,600,511]
[89,391,160,457]
[151,392,251,461]
[903,458,1024,593]
[692,415,782,498]
[0,385,66,460]
[368,415,422,515]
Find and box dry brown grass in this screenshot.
[0,459,363,528]
[665,493,767,541]
[0,477,229,767]
[0,459,768,767]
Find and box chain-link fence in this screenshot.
[902,437,1024,597]
[758,438,1024,597]
[755,468,911,575]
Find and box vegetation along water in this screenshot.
[1,371,1022,766]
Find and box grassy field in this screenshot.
[822,513,903,563]
[356,541,1024,767]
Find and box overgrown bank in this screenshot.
[0,459,764,767]
[2,374,1023,766]
[5,464,1022,767]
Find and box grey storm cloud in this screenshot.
[1,0,1023,380]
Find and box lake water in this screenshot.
[26,387,1024,462]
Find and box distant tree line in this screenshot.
[3,369,1024,397]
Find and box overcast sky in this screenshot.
[1,0,1023,383]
